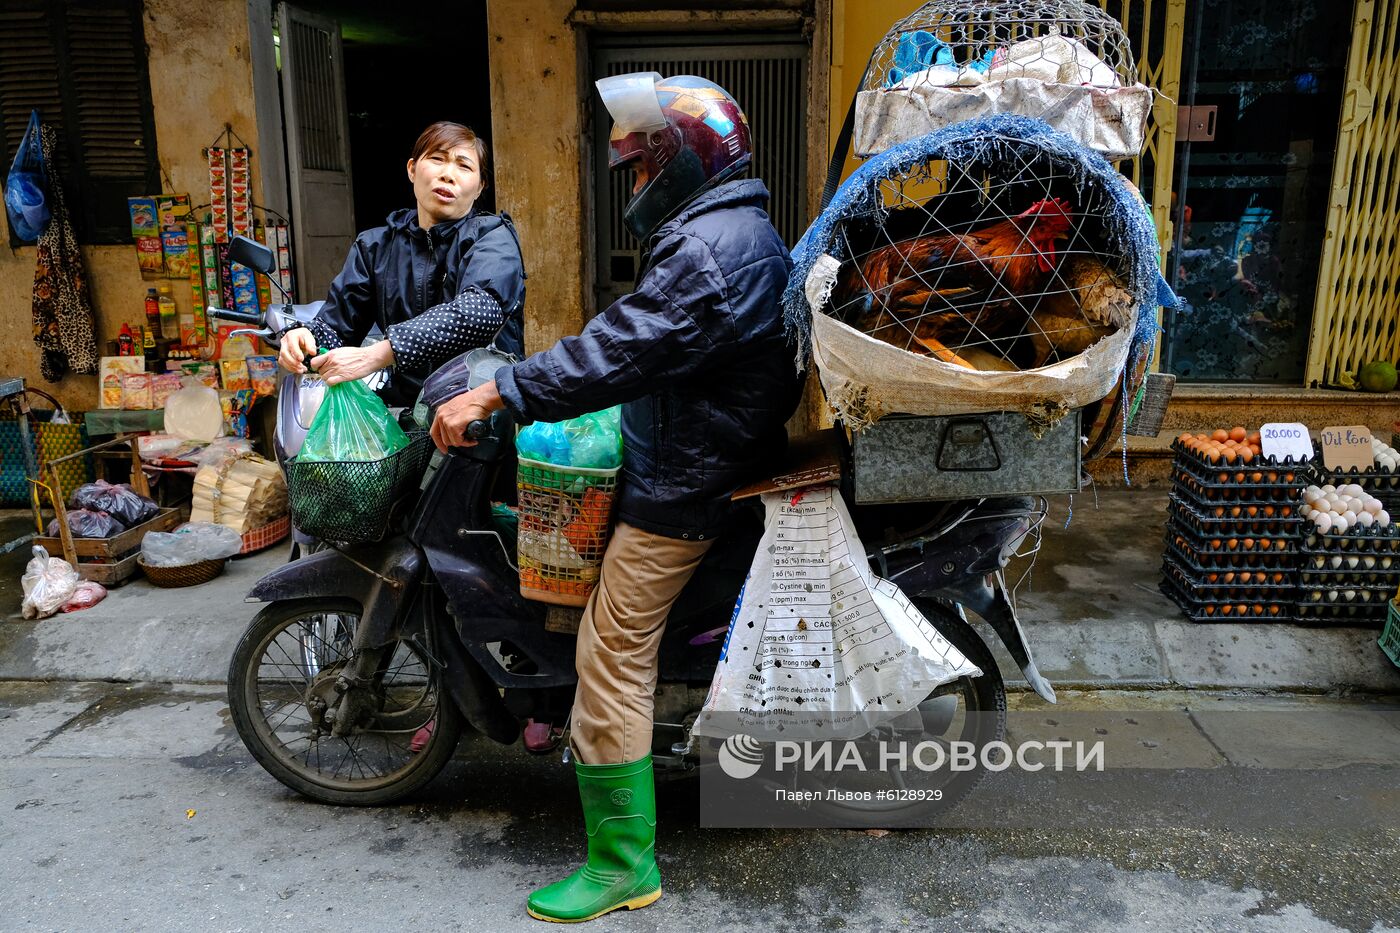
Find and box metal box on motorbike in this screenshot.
[792,0,1178,502]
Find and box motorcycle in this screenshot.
[215,235,1056,822]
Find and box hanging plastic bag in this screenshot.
[4,111,49,243]
[298,379,409,462]
[693,485,982,741]
[21,546,80,619]
[61,581,107,613]
[70,480,158,527]
[46,509,125,539]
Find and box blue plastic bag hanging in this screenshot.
[515,406,622,469]
[5,111,49,243]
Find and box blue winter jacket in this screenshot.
[496,179,804,540]
[307,208,526,407]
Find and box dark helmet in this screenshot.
[596,72,752,241]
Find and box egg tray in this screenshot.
[1159,577,1296,623]
[1170,470,1306,504]
[1300,566,1400,587]
[1166,494,1305,539]
[1163,533,1298,573]
[1166,519,1300,560]
[1307,448,1400,490]
[1162,555,1297,600]
[1294,592,1390,627]
[1170,442,1310,483]
[1300,527,1400,554]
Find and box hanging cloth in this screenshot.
[31,123,98,382]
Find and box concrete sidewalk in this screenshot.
[0,491,1397,693]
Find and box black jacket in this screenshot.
[307,208,526,406]
[496,179,804,540]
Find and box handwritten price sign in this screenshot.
[1259,423,1312,462]
[1319,425,1375,472]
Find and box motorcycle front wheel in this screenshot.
[227,598,463,806]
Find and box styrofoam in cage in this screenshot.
[852,0,1156,162]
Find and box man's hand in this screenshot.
[310,341,396,385]
[278,327,320,374]
[431,380,505,453]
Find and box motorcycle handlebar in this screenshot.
[207,306,263,326]
[466,419,490,440]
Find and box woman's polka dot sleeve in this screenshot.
[386,287,505,374]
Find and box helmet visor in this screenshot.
[596,72,667,134]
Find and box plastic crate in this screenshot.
[1379,600,1400,668]
[516,457,620,607]
[285,432,434,544]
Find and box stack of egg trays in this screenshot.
[1161,444,1309,623]
[1295,525,1400,626]
[1307,453,1400,516]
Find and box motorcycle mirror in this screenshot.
[227,235,276,275]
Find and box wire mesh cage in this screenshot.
[516,458,620,607]
[866,0,1139,90]
[850,0,1153,162]
[788,114,1170,429]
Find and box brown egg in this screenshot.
[1226,538,1240,551]
[1239,448,1254,463]
[1268,604,1281,616]
[1251,604,1265,616]
[1237,603,1249,616]
[1205,604,1217,616]
[1243,538,1256,550]
[1274,539,1288,551]
[1212,429,1229,442]
[1207,572,1220,583]
[1223,571,1236,583]
[1246,506,1260,517]
[1221,604,1234,616]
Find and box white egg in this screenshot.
[1346,484,1365,497]
[1311,590,1322,602]
[1323,484,1337,495]
[1314,512,1333,532]
[1360,590,1374,602]
[1382,556,1393,569]
[1365,499,1383,515]
[1305,484,1322,499]
[1334,516,1350,533]
[1363,555,1376,569]
[1378,510,1391,527]
[1358,511,1375,528]
[1313,555,1326,568]
[1343,589,1357,602]
[1327,589,1340,602]
[1343,510,1358,525]
[1330,555,1344,569]
[1346,555,1360,569]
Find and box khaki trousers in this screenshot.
[570,522,714,764]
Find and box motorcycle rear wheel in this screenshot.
[228,598,463,806]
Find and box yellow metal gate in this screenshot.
[1306,0,1400,387]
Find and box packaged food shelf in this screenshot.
[1166,493,1304,539]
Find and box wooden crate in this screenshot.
[35,508,181,585]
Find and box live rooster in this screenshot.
[832,197,1075,367]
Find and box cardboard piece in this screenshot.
[1319,425,1375,472]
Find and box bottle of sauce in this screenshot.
[142,325,157,365]
[117,323,136,356]
[157,283,179,343]
[144,288,160,337]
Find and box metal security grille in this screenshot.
[591,35,809,313]
[1306,0,1400,387]
[289,19,345,172]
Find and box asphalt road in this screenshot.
[1,682,1397,932]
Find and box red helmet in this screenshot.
[597,73,752,240]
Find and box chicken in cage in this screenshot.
[786,114,1175,429]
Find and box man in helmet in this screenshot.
[430,73,803,922]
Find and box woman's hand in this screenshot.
[310,341,396,386]
[278,327,320,374]
[431,380,504,453]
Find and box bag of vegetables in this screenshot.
[298,379,409,463]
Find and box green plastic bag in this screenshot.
[299,379,409,462]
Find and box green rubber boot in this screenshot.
[526,756,662,923]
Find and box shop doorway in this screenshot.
[254,0,492,302]
[1162,0,1353,384]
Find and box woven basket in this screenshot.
[138,556,227,588]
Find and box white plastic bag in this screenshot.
[62,581,107,613]
[164,377,225,442]
[21,546,80,620]
[141,522,242,567]
[693,486,981,741]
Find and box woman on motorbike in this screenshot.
[277,121,526,406]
